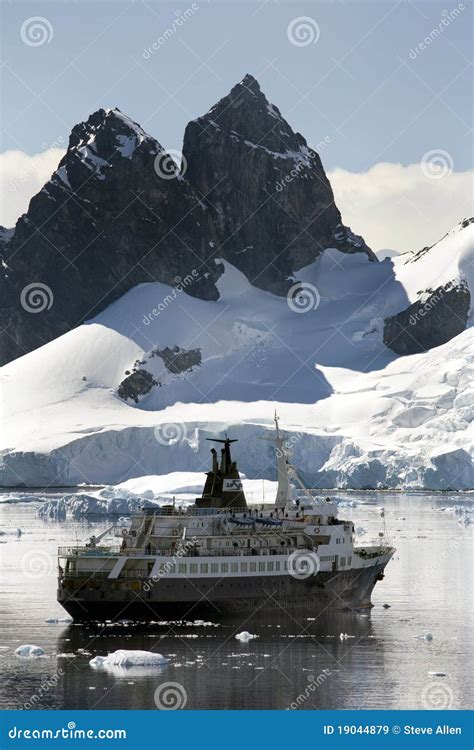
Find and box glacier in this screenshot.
[1,220,472,491]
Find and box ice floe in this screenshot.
[0,527,22,536]
[15,644,45,657]
[235,631,258,643]
[89,649,169,670]
[414,632,433,641]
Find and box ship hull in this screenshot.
[58,559,390,623]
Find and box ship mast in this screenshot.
[262,412,293,507]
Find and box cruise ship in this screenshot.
[57,418,395,622]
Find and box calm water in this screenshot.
[0,491,472,711]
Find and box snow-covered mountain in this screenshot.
[0,75,372,365]
[1,219,472,490]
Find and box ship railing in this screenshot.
[58,545,314,559]
[137,504,321,518]
[354,545,394,559]
[58,546,122,557]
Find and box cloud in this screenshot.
[328,162,474,254]
[0,148,65,228]
[1,149,472,256]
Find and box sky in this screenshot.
[1,0,473,251]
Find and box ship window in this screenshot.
[275,561,280,571]
[250,562,257,572]
[211,563,218,573]
[221,563,229,573]
[258,562,265,572]
[348,556,352,565]
[189,563,197,574]
[168,564,175,574]
[284,561,288,571]
[178,564,187,574]
[200,564,208,574]
[340,557,345,567]
[267,562,274,571]
[241,563,248,573]
[231,563,238,572]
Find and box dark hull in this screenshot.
[58,562,389,623]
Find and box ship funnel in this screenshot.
[195,437,247,510]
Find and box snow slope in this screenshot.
[1,221,472,490]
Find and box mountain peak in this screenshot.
[199,75,300,153]
[68,107,158,155]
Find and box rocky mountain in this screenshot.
[383,218,472,354]
[182,74,375,293]
[0,75,373,365]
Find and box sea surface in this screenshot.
[0,490,472,711]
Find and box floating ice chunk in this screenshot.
[339,633,355,640]
[89,649,169,670]
[355,526,366,535]
[45,617,73,624]
[15,644,44,657]
[0,527,22,536]
[414,632,433,641]
[428,671,446,676]
[235,631,258,643]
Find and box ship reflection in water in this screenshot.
[54,609,383,710]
